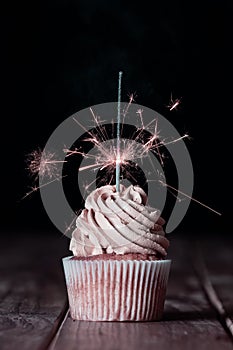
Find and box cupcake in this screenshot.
[62,184,171,321]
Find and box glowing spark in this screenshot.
[64,147,86,157]
[68,112,190,190]
[79,163,105,172]
[73,115,110,160]
[83,177,99,192]
[128,92,137,102]
[64,212,81,236]
[136,109,144,129]
[153,118,164,166]
[157,134,189,148]
[23,149,66,199]
[89,107,103,126]
[26,149,66,180]
[167,93,182,111]
[89,108,108,141]
[121,92,136,135]
[73,116,99,141]
[123,92,136,118]
[159,180,222,216]
[22,176,66,200]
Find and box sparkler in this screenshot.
[69,114,184,179]
[116,71,123,192]
[65,100,220,217]
[24,79,221,221]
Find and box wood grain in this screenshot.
[192,236,233,340]
[50,317,232,350]
[0,233,69,350]
[164,236,215,321]
[200,236,233,316]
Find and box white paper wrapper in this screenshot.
[62,257,171,321]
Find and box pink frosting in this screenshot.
[70,185,169,258]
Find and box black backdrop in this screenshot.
[2,0,232,236]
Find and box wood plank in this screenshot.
[198,235,233,315]
[51,317,232,350]
[164,235,215,320]
[0,232,70,350]
[51,235,233,350]
[192,235,233,339]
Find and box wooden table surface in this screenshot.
[0,232,232,350]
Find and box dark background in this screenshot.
[2,0,232,237]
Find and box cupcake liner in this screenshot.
[62,257,171,321]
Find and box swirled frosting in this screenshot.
[70,185,169,258]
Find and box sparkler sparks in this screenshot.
[24,84,221,222]
[123,92,137,118]
[66,108,189,190]
[23,148,66,199]
[167,93,182,111]
[159,180,222,216]
[22,177,65,200]
[64,99,220,217]
[136,109,144,129]
[26,149,66,180]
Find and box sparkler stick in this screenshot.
[116,71,123,192]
